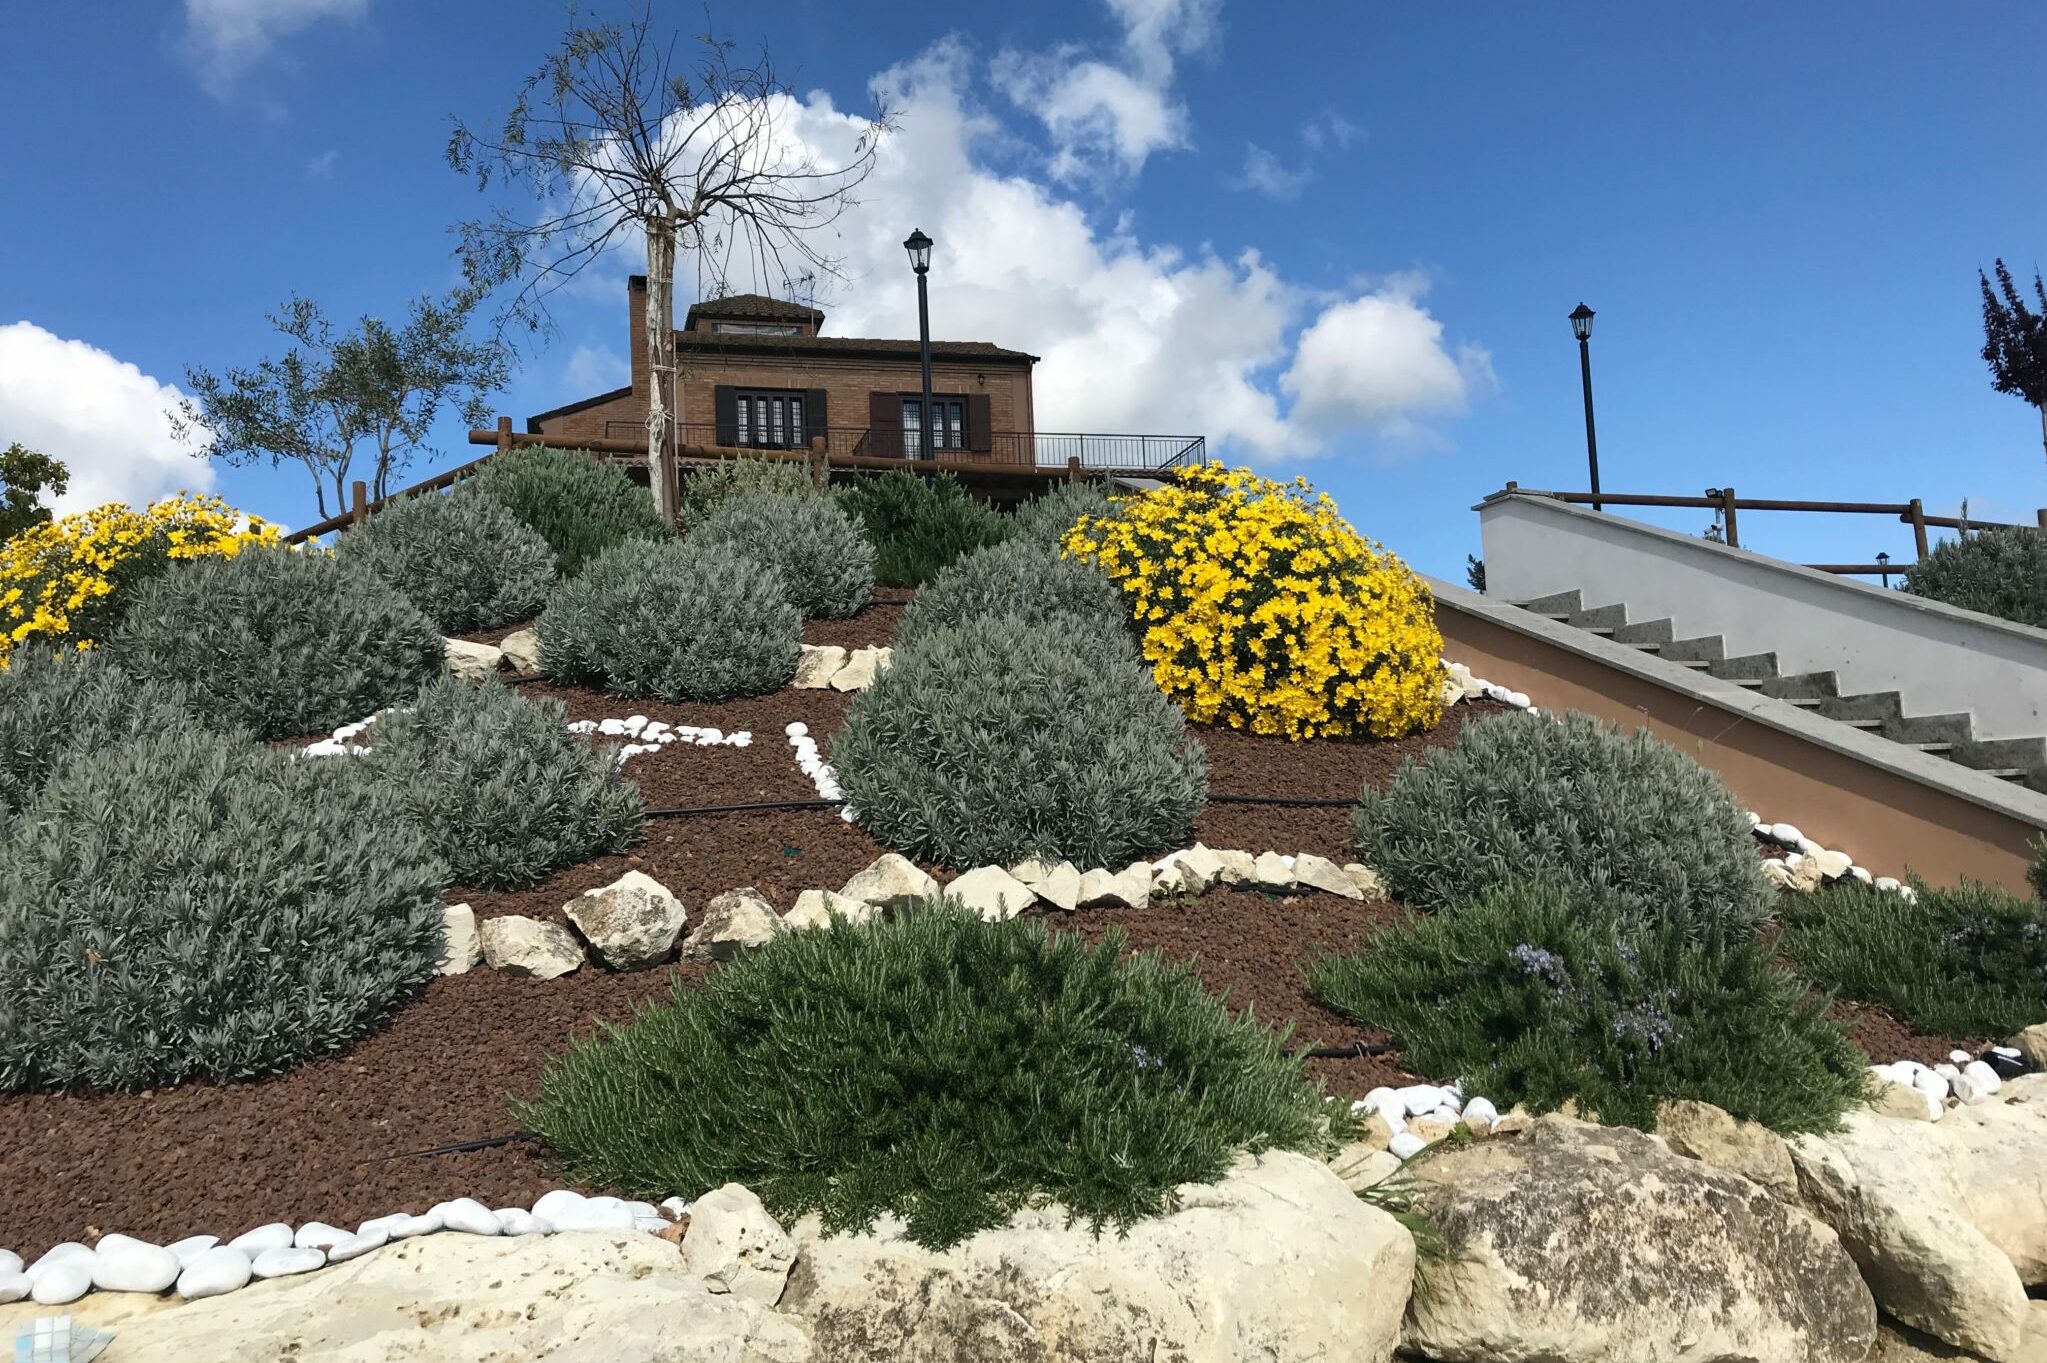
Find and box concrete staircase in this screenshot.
[1518,590,2047,795]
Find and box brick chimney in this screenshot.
[628,274,649,396]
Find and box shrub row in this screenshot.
[840,470,1008,587]
[336,485,554,633]
[1903,525,2047,629]
[691,492,874,620]
[472,445,667,577]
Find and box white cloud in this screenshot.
[0,323,213,514]
[1233,143,1312,200]
[1301,111,1362,151]
[181,0,368,97]
[1281,287,1493,439]
[562,344,627,395]
[995,0,1219,180]
[305,148,338,178]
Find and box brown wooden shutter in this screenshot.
[967,394,993,454]
[805,388,828,446]
[713,386,738,446]
[867,391,902,458]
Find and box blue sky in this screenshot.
[2,0,2043,579]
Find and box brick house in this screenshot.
[526,276,1039,463]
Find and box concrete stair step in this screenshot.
[1710,651,1781,682]
[1910,742,1957,755]
[1613,617,1675,646]
[1660,635,1728,664]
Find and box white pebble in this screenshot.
[1874,876,1902,893]
[1767,823,1804,847]
[1462,1096,1500,1127]
[1952,1071,1991,1105]
[1744,811,1762,827]
[176,1246,253,1300]
[548,1197,635,1232]
[30,1260,92,1304]
[1426,1106,1461,1126]
[324,1229,388,1263]
[1963,1060,2003,1096]
[566,719,596,734]
[1397,1084,1448,1116]
[531,1189,587,1221]
[598,718,628,736]
[165,1235,218,1265]
[1795,837,1821,856]
[384,1211,443,1240]
[1993,1046,2022,1060]
[1913,1070,1950,1103]
[354,1213,404,1239]
[26,1243,91,1282]
[251,1245,326,1279]
[1360,1087,1407,1129]
[0,1250,16,1276]
[294,1222,352,1251]
[1935,1063,1962,1081]
[226,1223,293,1257]
[431,1198,502,1236]
[624,715,648,734]
[785,722,808,737]
[1388,1132,1428,1160]
[1849,866,1873,884]
[494,1209,547,1237]
[92,1238,180,1294]
[660,1197,692,1218]
[0,1271,28,1304]
[731,733,752,747]
[1950,1050,1973,1066]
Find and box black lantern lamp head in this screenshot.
[1569,302,1595,342]
[903,228,933,275]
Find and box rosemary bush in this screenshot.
[362,675,643,890]
[839,470,1009,587]
[678,456,821,533]
[832,616,1205,868]
[1306,880,1865,1134]
[521,905,1325,1249]
[109,547,444,739]
[692,491,874,619]
[0,648,216,821]
[1355,710,1774,939]
[896,537,1129,648]
[472,445,668,576]
[1777,879,2047,1037]
[1008,481,1117,551]
[335,485,555,632]
[538,538,799,700]
[0,728,448,1091]
[1903,525,2047,629]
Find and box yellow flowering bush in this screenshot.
[1062,465,1443,740]
[0,494,278,666]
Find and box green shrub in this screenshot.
[2032,835,2047,903]
[1306,880,1865,1135]
[1355,711,1773,939]
[1008,481,1116,551]
[472,445,668,576]
[0,648,219,821]
[1903,526,2047,628]
[1777,879,2047,1037]
[840,470,1009,587]
[897,538,1129,648]
[362,675,643,890]
[335,485,555,632]
[109,547,444,740]
[692,491,874,619]
[521,905,1324,1248]
[538,538,799,700]
[678,456,821,533]
[0,728,448,1091]
[833,616,1205,868]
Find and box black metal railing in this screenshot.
[664,423,1206,473]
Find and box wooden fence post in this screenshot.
[1719,487,1740,549]
[2037,508,2046,531]
[1908,498,1929,561]
[1066,456,1082,485]
[809,435,828,491]
[349,481,368,529]
[496,417,512,454]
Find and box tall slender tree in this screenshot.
[0,443,68,540]
[1980,259,2047,468]
[447,9,889,525]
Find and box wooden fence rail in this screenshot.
[1489,482,2047,576]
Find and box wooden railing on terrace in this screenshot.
[1486,482,2047,576]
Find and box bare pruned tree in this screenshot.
[448,8,891,525]
[1979,259,2047,470]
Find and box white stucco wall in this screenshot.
[1478,493,2047,741]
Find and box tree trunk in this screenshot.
[2038,403,2046,471]
[643,221,679,527]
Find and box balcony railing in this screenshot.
[659,423,1206,473]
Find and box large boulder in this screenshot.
[567,870,687,970]
[477,914,583,979]
[1656,1098,1798,1200]
[777,1150,1413,1363]
[682,888,787,963]
[1406,1115,1875,1363]
[0,1231,811,1362]
[684,1184,798,1306]
[1791,1082,2047,1361]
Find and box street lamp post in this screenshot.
[1570,302,1601,510]
[1876,551,1892,589]
[904,229,934,460]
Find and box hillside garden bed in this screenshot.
[1,456,2037,1278]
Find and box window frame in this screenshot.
[732,388,810,450]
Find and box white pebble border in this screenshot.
[783,722,854,820]
[0,1188,696,1310]
[1865,1051,2026,1121]
[299,711,749,767]
[1349,1082,1507,1161]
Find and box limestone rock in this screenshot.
[0,1231,813,1363]
[1031,860,1082,911]
[1408,1116,1875,1363]
[1291,852,1362,899]
[683,1184,797,1306]
[1341,862,1389,900]
[567,870,687,970]
[1810,847,1854,881]
[1791,1103,2047,1360]
[1328,1140,1403,1193]
[779,1150,1412,1363]
[943,865,1036,922]
[793,644,847,689]
[443,637,503,681]
[497,627,542,677]
[829,647,886,691]
[2008,1022,2047,1070]
[1214,849,1259,885]
[478,915,583,979]
[1076,864,1149,909]
[437,902,481,976]
[783,889,877,931]
[1871,1077,1944,1123]
[1166,845,1226,893]
[840,853,939,910]
[1656,1098,1798,1200]
[681,888,787,963]
[1249,850,1296,890]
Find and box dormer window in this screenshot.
[710,321,802,335]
